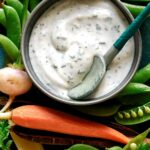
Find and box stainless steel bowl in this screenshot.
[21,0,142,105]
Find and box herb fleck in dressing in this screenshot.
[29,0,135,99]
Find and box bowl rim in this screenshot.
[21,0,142,106]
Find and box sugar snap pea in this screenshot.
[29,0,41,11]
[67,144,99,150]
[123,2,145,17]
[0,8,6,27]
[21,0,29,28]
[5,0,24,19]
[106,146,123,150]
[114,102,150,125]
[117,93,150,106]
[0,34,19,62]
[138,143,150,150]
[123,128,150,150]
[132,63,150,83]
[74,103,121,117]
[3,4,21,48]
[5,0,30,21]
[117,83,150,97]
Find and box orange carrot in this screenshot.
[2,105,130,144]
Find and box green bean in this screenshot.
[67,144,99,150]
[132,63,150,83]
[123,128,150,150]
[3,4,21,48]
[29,0,41,11]
[117,83,150,97]
[0,34,19,62]
[0,8,6,27]
[114,102,150,125]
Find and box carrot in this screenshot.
[1,105,130,144]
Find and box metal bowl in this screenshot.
[21,0,142,106]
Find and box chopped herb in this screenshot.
[56,36,67,41]
[61,65,66,68]
[70,55,75,59]
[52,64,58,69]
[96,24,101,31]
[78,70,85,74]
[99,42,106,45]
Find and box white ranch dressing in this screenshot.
[29,0,135,99]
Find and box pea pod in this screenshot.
[117,93,150,106]
[132,63,150,83]
[3,4,21,48]
[5,0,30,21]
[117,83,150,97]
[106,146,123,150]
[114,102,150,125]
[0,34,19,62]
[0,8,6,27]
[74,103,121,117]
[123,2,145,17]
[123,128,150,150]
[29,0,41,11]
[138,143,150,150]
[67,144,99,150]
[21,0,29,28]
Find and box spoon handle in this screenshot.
[114,2,150,51]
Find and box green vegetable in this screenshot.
[114,102,150,125]
[67,144,99,150]
[29,0,41,11]
[5,0,24,19]
[0,8,6,27]
[0,34,19,62]
[3,4,21,48]
[21,0,29,28]
[74,103,121,117]
[117,93,150,106]
[117,83,150,97]
[123,2,145,17]
[5,0,30,21]
[0,120,12,150]
[123,128,150,150]
[132,63,150,83]
[138,143,150,150]
[106,146,123,150]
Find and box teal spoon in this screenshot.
[0,47,5,69]
[68,3,150,100]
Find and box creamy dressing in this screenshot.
[29,0,135,99]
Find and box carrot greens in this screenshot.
[0,120,12,150]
